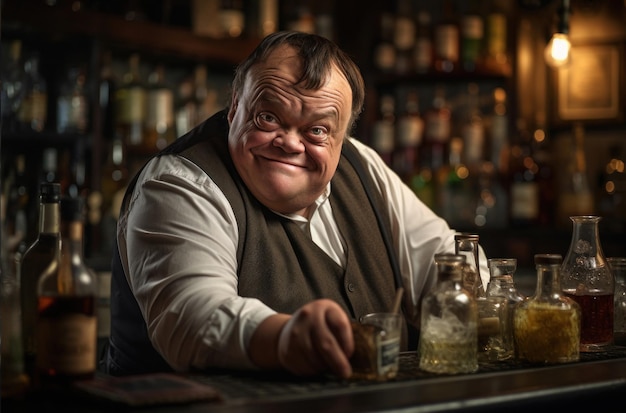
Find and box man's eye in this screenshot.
[309,127,328,139]
[255,113,279,130]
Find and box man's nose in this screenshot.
[273,128,304,152]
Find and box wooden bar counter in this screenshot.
[3,347,626,412]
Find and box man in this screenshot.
[104,31,489,379]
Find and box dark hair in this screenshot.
[232,31,365,130]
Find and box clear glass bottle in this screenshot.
[514,254,580,364]
[370,94,396,167]
[35,196,98,388]
[561,215,614,352]
[18,182,61,380]
[1,39,25,134]
[418,253,478,374]
[609,257,626,346]
[455,232,484,298]
[487,258,526,359]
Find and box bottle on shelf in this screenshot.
[561,215,614,352]
[484,0,509,70]
[413,10,433,74]
[35,195,98,389]
[144,64,175,153]
[219,0,246,38]
[508,118,539,227]
[1,39,25,134]
[393,90,424,180]
[460,0,484,72]
[175,75,197,138]
[100,135,129,257]
[97,50,116,142]
[17,53,47,133]
[433,0,460,73]
[370,94,396,167]
[439,137,472,228]
[17,182,61,380]
[115,53,147,155]
[373,6,397,73]
[556,122,594,229]
[488,87,510,178]
[418,253,478,374]
[392,0,416,75]
[474,160,508,229]
[56,65,89,134]
[194,64,218,125]
[531,117,555,227]
[1,194,30,398]
[515,254,580,364]
[3,154,31,260]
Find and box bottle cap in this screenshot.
[534,254,562,266]
[60,196,85,222]
[40,182,61,203]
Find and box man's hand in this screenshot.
[277,299,354,378]
[248,299,354,378]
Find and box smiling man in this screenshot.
[104,31,489,379]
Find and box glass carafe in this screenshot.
[560,216,614,352]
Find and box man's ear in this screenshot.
[227,94,238,124]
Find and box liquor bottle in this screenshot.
[56,65,89,134]
[35,196,98,388]
[17,182,61,380]
[393,90,424,180]
[439,137,472,228]
[115,53,146,155]
[561,216,614,352]
[219,0,245,38]
[194,64,218,124]
[144,64,175,153]
[175,75,197,137]
[460,0,484,72]
[556,122,594,229]
[508,118,539,227]
[418,253,478,374]
[373,6,397,73]
[393,0,416,75]
[4,154,30,259]
[488,87,510,178]
[0,163,29,399]
[96,50,116,142]
[461,83,485,174]
[485,0,508,69]
[531,118,555,227]
[433,0,459,73]
[370,94,396,166]
[17,53,47,133]
[413,10,433,74]
[1,39,24,134]
[514,254,580,364]
[100,135,129,256]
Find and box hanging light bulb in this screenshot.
[545,0,571,68]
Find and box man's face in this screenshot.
[227,45,353,217]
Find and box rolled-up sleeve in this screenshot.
[117,155,276,371]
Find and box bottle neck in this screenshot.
[535,264,561,297]
[39,202,60,234]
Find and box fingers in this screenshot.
[277,300,354,379]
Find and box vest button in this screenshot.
[347,283,356,292]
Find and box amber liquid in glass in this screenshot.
[563,291,614,350]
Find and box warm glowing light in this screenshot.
[545,33,571,68]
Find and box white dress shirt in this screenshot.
[117,137,490,372]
